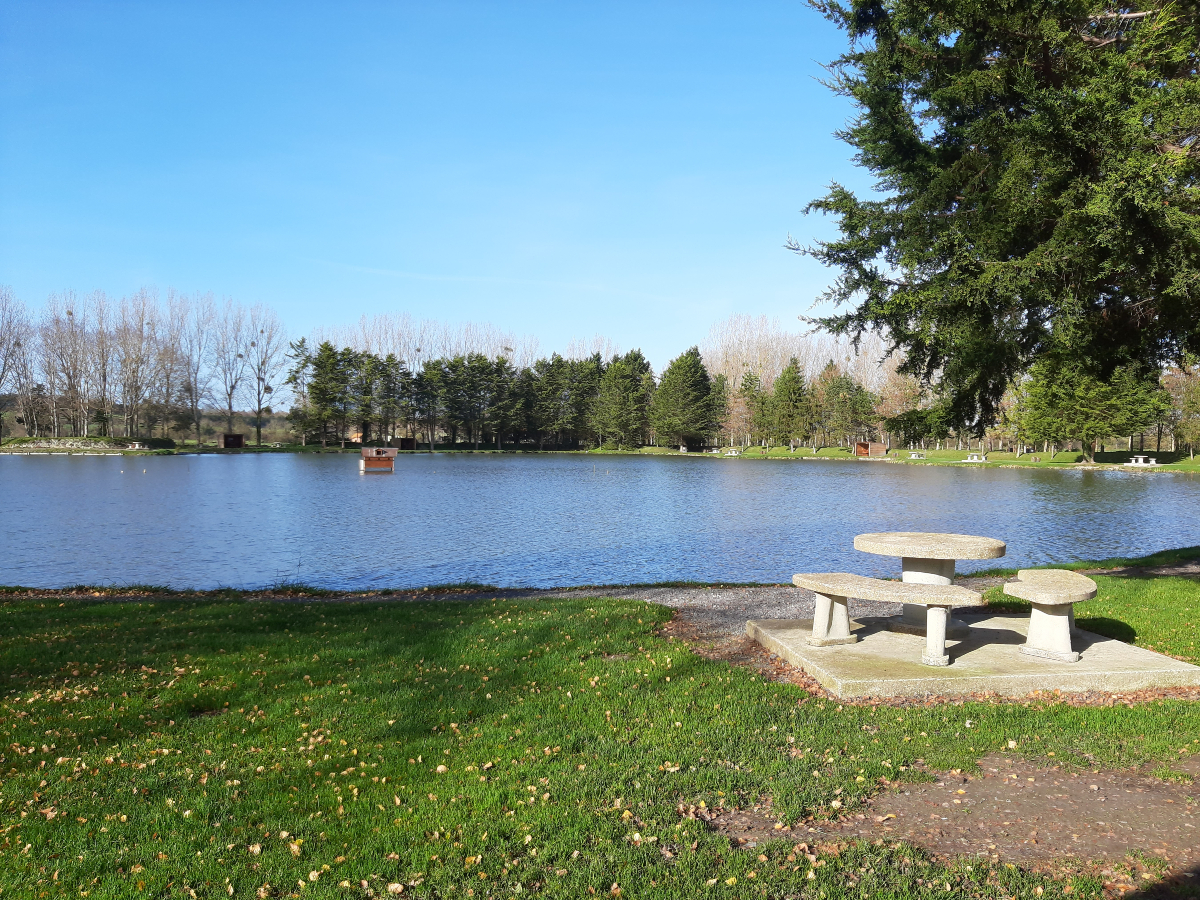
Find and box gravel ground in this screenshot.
[458,583,923,638]
[538,585,867,637]
[469,558,1196,643]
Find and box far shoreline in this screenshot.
[2,437,1198,474]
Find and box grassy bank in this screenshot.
[2,564,1200,897]
[716,445,1200,472]
[6,437,1200,472]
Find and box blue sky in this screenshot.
[0,1,868,368]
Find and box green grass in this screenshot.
[2,585,1200,898]
[972,545,1200,579]
[721,444,1200,472]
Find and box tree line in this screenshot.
[0,287,288,445]
[3,284,1200,456]
[285,341,730,451]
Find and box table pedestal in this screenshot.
[922,605,951,666]
[1019,603,1080,663]
[807,591,858,647]
[886,557,970,639]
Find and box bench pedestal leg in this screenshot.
[921,606,950,666]
[894,558,969,639]
[1020,603,1079,663]
[808,591,857,647]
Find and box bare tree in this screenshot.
[564,334,620,362]
[212,298,248,434]
[178,292,214,447]
[0,287,27,441]
[317,313,542,371]
[86,291,117,435]
[243,303,288,445]
[147,291,187,438]
[37,305,63,437]
[10,311,42,437]
[43,292,92,436]
[117,289,159,437]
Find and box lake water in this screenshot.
[5,453,1200,590]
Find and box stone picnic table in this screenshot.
[853,531,1006,636]
[792,531,1006,667]
[790,532,1106,667]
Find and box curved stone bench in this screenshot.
[793,573,983,666]
[1003,569,1098,662]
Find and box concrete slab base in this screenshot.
[746,613,1200,699]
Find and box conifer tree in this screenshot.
[738,372,770,448]
[1018,360,1170,460]
[799,0,1200,427]
[771,358,808,447]
[649,347,715,450]
[306,341,346,447]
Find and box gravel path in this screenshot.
[533,585,903,637]
[473,558,1198,642]
[438,580,1003,641]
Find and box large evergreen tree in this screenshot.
[799,0,1200,427]
[738,372,771,447]
[649,347,716,449]
[532,354,573,448]
[487,356,521,451]
[1017,359,1170,460]
[591,350,653,449]
[306,341,347,447]
[285,338,315,445]
[771,358,808,447]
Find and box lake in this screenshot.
[5,453,1200,590]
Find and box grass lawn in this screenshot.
[2,580,1199,898]
[718,445,1200,472]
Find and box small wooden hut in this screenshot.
[360,447,398,472]
[854,441,887,458]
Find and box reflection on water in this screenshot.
[5,453,1199,590]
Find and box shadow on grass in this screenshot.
[1078,616,1139,643]
[0,592,616,757]
[1123,862,1200,899]
[267,579,339,597]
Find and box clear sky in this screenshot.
[0,1,869,368]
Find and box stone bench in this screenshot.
[1003,569,1097,662]
[793,573,984,666]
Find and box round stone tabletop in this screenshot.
[853,531,1006,560]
